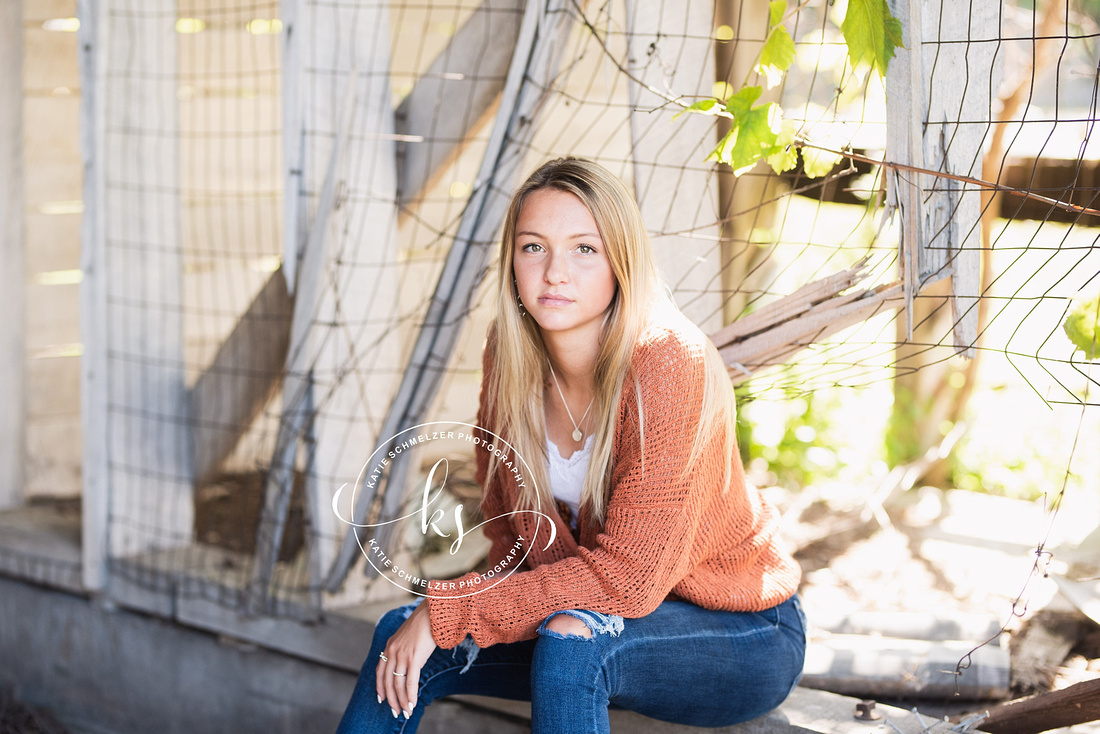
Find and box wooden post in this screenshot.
[94,0,193,561]
[324,0,579,592]
[885,0,998,353]
[624,0,725,334]
[0,0,25,511]
[251,0,407,613]
[79,0,109,590]
[714,0,777,325]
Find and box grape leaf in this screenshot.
[672,98,726,121]
[769,0,787,27]
[1063,290,1100,360]
[724,85,763,117]
[710,101,782,176]
[841,0,904,78]
[802,146,843,178]
[755,26,795,89]
[766,120,798,174]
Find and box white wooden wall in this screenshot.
[624,0,725,334]
[81,0,192,583]
[0,1,26,511]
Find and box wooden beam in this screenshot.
[396,0,524,209]
[248,64,360,616]
[978,677,1100,734]
[0,0,25,511]
[79,0,110,591]
[190,266,292,488]
[325,0,580,592]
[98,0,193,562]
[624,0,725,333]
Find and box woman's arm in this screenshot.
[426,332,718,649]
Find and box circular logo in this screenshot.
[331,421,556,598]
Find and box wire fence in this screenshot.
[13,0,1098,618]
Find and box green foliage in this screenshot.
[743,391,839,490]
[685,0,903,178]
[840,0,904,78]
[755,3,796,89]
[1063,289,1100,360]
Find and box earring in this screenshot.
[514,278,526,317]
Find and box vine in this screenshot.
[677,0,904,177]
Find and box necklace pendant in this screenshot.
[572,428,583,442]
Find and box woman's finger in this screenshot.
[374,651,387,707]
[392,660,415,718]
[383,653,403,719]
[401,660,421,715]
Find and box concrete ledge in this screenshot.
[2,574,972,734]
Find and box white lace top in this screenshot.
[546,433,593,530]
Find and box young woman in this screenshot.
[335,157,805,734]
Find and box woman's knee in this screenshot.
[542,613,593,639]
[535,608,624,641]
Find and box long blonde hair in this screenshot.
[481,157,738,527]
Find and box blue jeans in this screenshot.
[335,593,806,734]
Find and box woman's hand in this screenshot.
[376,599,437,719]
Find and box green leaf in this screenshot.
[755,26,795,89]
[724,85,763,118]
[766,121,798,174]
[769,0,787,27]
[1063,290,1100,360]
[841,0,904,77]
[712,101,782,176]
[801,146,843,178]
[673,97,724,121]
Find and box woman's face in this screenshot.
[512,188,617,341]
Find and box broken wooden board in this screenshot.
[976,676,1100,734]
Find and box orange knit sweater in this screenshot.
[425,306,802,650]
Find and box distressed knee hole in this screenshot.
[544,613,594,639]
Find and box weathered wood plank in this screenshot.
[0,0,25,511]
[98,0,194,563]
[710,259,871,349]
[78,0,109,591]
[624,0,725,333]
[396,0,524,209]
[718,283,904,384]
[885,0,998,354]
[885,0,926,341]
[190,267,292,488]
[248,63,360,615]
[979,677,1100,734]
[325,0,580,591]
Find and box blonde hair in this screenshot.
[481,157,738,527]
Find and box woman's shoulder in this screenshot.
[631,300,710,369]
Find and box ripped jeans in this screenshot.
[334,594,806,734]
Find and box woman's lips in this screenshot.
[538,295,572,305]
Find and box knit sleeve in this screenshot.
[425,332,712,649]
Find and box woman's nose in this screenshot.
[544,250,568,284]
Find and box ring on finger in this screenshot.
[393,671,407,677]
[379,652,388,662]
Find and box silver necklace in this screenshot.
[547,359,595,442]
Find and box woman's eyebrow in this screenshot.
[516,230,601,239]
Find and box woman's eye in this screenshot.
[521,243,542,252]
[577,244,595,254]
